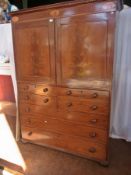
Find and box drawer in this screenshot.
[57,88,109,101]
[19,92,57,107]
[18,83,56,96]
[58,96,109,114]
[20,114,108,143]
[55,111,108,130]
[19,104,108,129]
[21,128,107,161]
[19,103,56,115]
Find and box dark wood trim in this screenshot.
[10,0,121,16]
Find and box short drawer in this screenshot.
[20,114,108,143]
[19,103,56,115]
[18,83,56,96]
[57,88,109,101]
[58,96,109,114]
[19,92,57,107]
[21,128,107,161]
[55,111,108,130]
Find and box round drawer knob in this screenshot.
[89,132,97,138]
[67,103,73,107]
[91,105,98,110]
[92,93,98,98]
[66,90,72,95]
[88,147,96,153]
[89,119,97,124]
[43,88,48,92]
[24,86,29,90]
[27,119,31,124]
[25,107,30,112]
[28,131,32,136]
[44,98,49,103]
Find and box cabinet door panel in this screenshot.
[13,19,55,84]
[56,13,114,90]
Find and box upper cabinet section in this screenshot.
[13,17,56,84]
[56,12,115,90]
[11,0,119,88]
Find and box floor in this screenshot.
[0,103,131,175]
[17,139,131,175]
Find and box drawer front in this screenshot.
[19,104,108,129]
[21,128,107,161]
[19,102,57,115]
[54,111,108,130]
[58,96,109,114]
[20,115,108,143]
[57,88,109,100]
[19,92,56,107]
[18,83,56,96]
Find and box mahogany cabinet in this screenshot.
[11,0,122,164]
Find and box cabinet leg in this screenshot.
[99,160,109,167]
[21,139,28,144]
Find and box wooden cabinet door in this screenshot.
[13,18,56,84]
[56,13,115,90]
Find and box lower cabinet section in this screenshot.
[20,114,108,144]
[21,129,107,161]
[18,85,110,162]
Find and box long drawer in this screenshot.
[21,128,107,161]
[19,103,108,129]
[20,114,108,143]
[58,96,109,114]
[57,87,109,100]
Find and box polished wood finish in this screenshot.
[19,103,108,129]
[18,83,56,96]
[21,114,107,143]
[58,96,109,114]
[56,13,112,90]
[13,18,56,83]
[11,0,119,163]
[22,129,107,161]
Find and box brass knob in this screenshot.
[88,147,96,153]
[89,132,97,138]
[89,119,97,124]
[92,93,98,98]
[67,103,73,107]
[23,85,29,90]
[28,131,32,136]
[44,98,49,103]
[91,105,98,110]
[66,90,72,95]
[27,119,31,124]
[25,107,30,112]
[24,95,29,100]
[43,88,48,92]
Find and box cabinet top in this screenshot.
[10,0,123,17]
